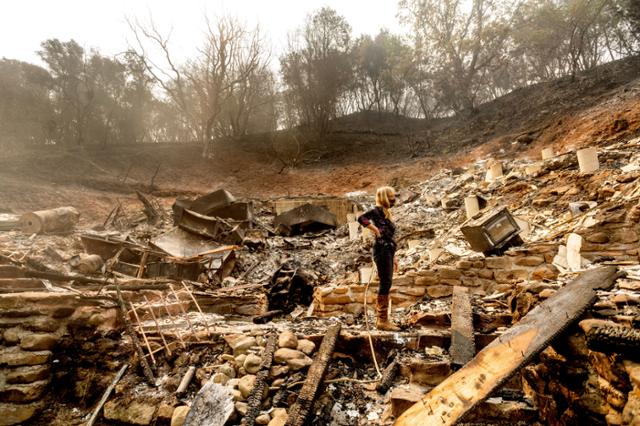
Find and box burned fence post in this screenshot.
[285,323,341,426]
[242,333,278,426]
[450,286,475,368]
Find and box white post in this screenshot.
[577,147,599,174]
[464,196,480,220]
[541,147,554,160]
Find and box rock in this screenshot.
[0,347,51,366]
[26,317,59,333]
[5,365,50,384]
[586,232,609,244]
[232,389,243,401]
[0,380,48,403]
[268,408,288,426]
[274,348,305,364]
[456,260,473,270]
[221,354,235,363]
[477,269,494,279]
[3,327,26,344]
[0,402,41,426]
[485,256,512,269]
[256,413,271,425]
[513,256,545,267]
[212,373,230,385]
[538,289,557,299]
[238,374,257,399]
[494,269,529,284]
[235,401,248,416]
[219,363,236,379]
[224,334,256,355]
[296,339,316,355]
[170,405,190,426]
[157,402,175,421]
[19,334,57,351]
[287,357,313,371]
[435,266,461,279]
[103,399,157,425]
[624,360,640,388]
[622,388,640,425]
[244,354,262,374]
[235,354,247,368]
[269,365,289,378]
[271,378,285,388]
[426,285,453,298]
[278,330,298,349]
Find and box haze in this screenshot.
[0,0,403,65]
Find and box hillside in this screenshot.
[0,56,639,223]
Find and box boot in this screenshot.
[376,294,400,331]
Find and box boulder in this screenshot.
[219,363,236,379]
[244,354,262,374]
[238,374,256,399]
[103,399,157,425]
[278,330,298,349]
[256,413,271,425]
[287,357,313,371]
[296,339,316,355]
[224,334,256,355]
[0,381,48,403]
[274,348,305,364]
[5,365,50,384]
[0,347,51,367]
[170,405,190,426]
[268,408,288,426]
[19,334,57,351]
[0,402,42,426]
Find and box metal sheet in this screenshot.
[151,227,220,258]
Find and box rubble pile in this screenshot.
[0,135,639,425]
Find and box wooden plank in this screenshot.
[450,286,475,367]
[394,266,619,426]
[285,323,341,426]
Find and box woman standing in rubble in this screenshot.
[357,186,400,331]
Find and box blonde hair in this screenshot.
[375,186,395,219]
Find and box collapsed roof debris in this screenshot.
[0,136,639,425]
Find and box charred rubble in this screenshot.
[1,136,640,425]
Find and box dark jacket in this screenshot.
[357,206,396,249]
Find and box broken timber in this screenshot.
[285,323,341,426]
[450,286,475,367]
[394,266,619,426]
[184,381,234,426]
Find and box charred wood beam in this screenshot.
[242,333,278,426]
[376,358,399,394]
[450,286,475,367]
[136,190,160,223]
[394,266,620,426]
[580,319,640,358]
[285,323,341,426]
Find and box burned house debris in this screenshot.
[1,135,640,426]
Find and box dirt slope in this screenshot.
[0,56,639,223]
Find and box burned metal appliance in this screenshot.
[273,203,337,236]
[461,207,522,255]
[173,189,253,226]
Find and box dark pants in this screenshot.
[373,242,395,296]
